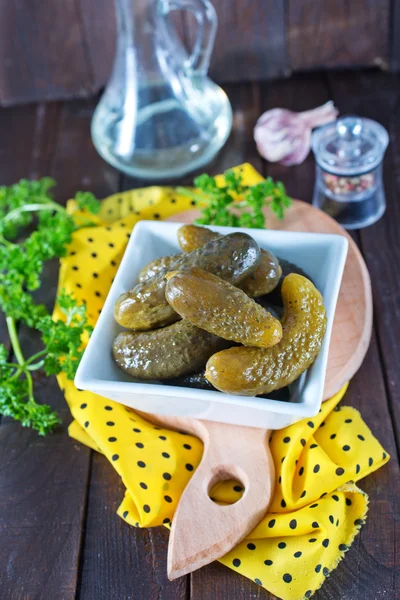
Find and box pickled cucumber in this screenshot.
[166,267,282,348]
[177,224,219,252]
[113,320,229,380]
[240,249,282,297]
[164,369,291,400]
[138,254,181,282]
[178,224,281,297]
[114,233,261,330]
[266,258,311,306]
[205,274,327,395]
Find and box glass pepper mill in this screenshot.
[91,0,232,180]
[311,116,389,229]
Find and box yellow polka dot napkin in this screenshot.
[55,163,389,600]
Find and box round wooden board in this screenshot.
[166,200,373,400]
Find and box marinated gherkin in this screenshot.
[239,249,282,297]
[177,224,220,252]
[113,320,229,380]
[177,224,281,297]
[166,267,282,348]
[266,257,311,306]
[114,232,261,330]
[205,274,327,395]
[163,369,291,400]
[138,254,181,282]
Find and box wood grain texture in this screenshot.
[1,71,399,600]
[326,70,400,451]
[260,73,399,599]
[185,0,287,81]
[0,0,93,105]
[79,0,116,92]
[141,414,273,579]
[0,1,397,105]
[287,0,390,71]
[390,0,400,69]
[0,103,58,352]
[312,329,400,600]
[78,451,188,600]
[0,102,93,600]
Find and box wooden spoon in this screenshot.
[141,412,274,580]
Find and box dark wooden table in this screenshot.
[1,70,399,600]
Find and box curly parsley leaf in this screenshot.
[0,178,100,435]
[177,169,291,229]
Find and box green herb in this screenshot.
[177,169,291,228]
[0,178,100,435]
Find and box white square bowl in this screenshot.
[75,221,348,430]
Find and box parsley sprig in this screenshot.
[177,169,291,228]
[0,178,100,435]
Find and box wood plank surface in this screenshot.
[0,99,116,599]
[287,0,390,72]
[79,0,116,93]
[0,102,94,599]
[79,449,188,600]
[326,71,400,451]
[0,1,93,106]
[185,0,287,82]
[391,0,400,69]
[0,1,397,105]
[0,71,399,600]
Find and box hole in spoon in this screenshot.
[208,478,245,505]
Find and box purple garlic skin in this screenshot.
[254,101,338,166]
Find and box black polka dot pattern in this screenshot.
[62,209,385,596]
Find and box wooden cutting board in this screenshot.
[140,201,372,580]
[166,200,373,400]
[139,411,274,580]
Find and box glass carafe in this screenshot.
[91,0,232,180]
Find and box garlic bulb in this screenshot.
[254,101,338,166]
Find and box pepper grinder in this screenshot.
[311,116,389,229]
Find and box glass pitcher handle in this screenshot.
[159,0,217,75]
